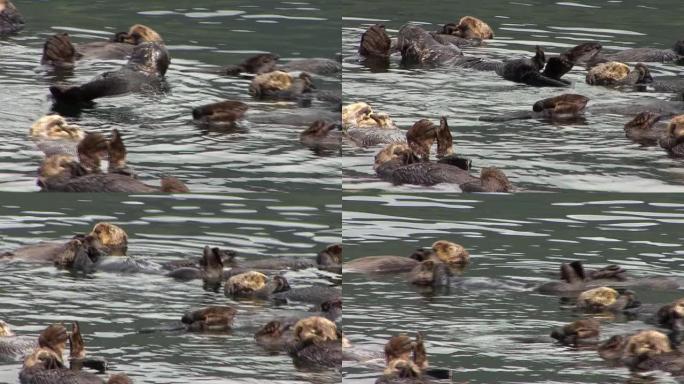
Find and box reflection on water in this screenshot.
[0,192,341,384]
[343,192,684,383]
[0,0,341,192]
[342,0,684,193]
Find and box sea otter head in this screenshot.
[598,334,627,361]
[479,167,513,192]
[623,330,672,365]
[38,323,68,357]
[384,335,416,363]
[374,143,418,169]
[225,271,268,296]
[576,286,620,311]
[255,320,291,341]
[550,318,600,345]
[656,298,684,331]
[359,24,392,58]
[586,61,630,85]
[666,115,684,142]
[113,24,162,45]
[317,243,342,265]
[293,316,338,344]
[431,240,469,265]
[199,246,225,281]
[624,111,662,132]
[128,42,170,76]
[87,222,128,256]
[0,320,14,337]
[383,358,422,378]
[454,16,494,39]
[30,115,84,141]
[342,102,395,129]
[633,63,653,84]
[249,70,294,97]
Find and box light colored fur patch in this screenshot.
[374,143,410,168]
[431,240,469,264]
[458,16,494,39]
[625,330,672,358]
[577,286,619,307]
[39,154,75,177]
[293,316,338,343]
[89,223,128,248]
[128,24,162,42]
[30,115,84,141]
[227,271,268,292]
[0,320,14,337]
[587,62,630,83]
[252,71,294,92]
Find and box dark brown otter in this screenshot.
[624,111,667,146]
[587,40,684,67]
[406,117,453,161]
[359,24,393,59]
[50,42,170,104]
[192,100,249,125]
[659,115,684,157]
[41,24,163,67]
[655,298,684,331]
[550,318,600,346]
[221,53,280,76]
[181,306,237,331]
[407,260,450,287]
[532,94,590,120]
[0,0,23,35]
[300,120,342,151]
[166,246,225,283]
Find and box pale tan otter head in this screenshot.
[480,167,513,192]
[667,115,684,139]
[431,240,469,265]
[383,358,422,377]
[226,271,268,295]
[293,316,338,344]
[586,61,630,85]
[455,16,494,39]
[624,330,672,359]
[249,70,293,96]
[576,286,619,309]
[0,0,15,12]
[342,102,394,129]
[0,320,14,337]
[125,24,162,44]
[88,222,128,256]
[38,154,76,178]
[30,115,84,141]
[374,143,411,169]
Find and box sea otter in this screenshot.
[181,306,237,332]
[214,243,342,273]
[655,298,684,331]
[406,117,454,161]
[374,333,450,384]
[658,115,684,157]
[343,102,404,147]
[49,42,170,104]
[0,320,35,362]
[550,318,600,347]
[535,260,679,294]
[586,61,652,86]
[41,24,163,67]
[287,316,341,369]
[406,260,451,287]
[29,115,85,157]
[600,330,684,375]
[0,0,23,35]
[166,246,225,283]
[300,120,342,152]
[248,71,314,101]
[345,240,469,274]
[575,286,640,313]
[224,272,290,299]
[37,129,189,193]
[220,53,340,76]
[623,111,668,145]
[587,40,684,66]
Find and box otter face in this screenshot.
[297,72,315,91]
[249,70,294,97]
[320,298,342,318]
[359,24,392,58]
[576,286,619,311]
[125,24,163,44]
[666,115,684,141]
[480,167,512,192]
[586,61,630,85]
[317,243,342,265]
[225,271,268,296]
[88,222,128,256]
[624,111,662,132]
[342,102,395,129]
[30,115,84,141]
[0,320,14,337]
[181,306,237,331]
[272,275,291,294]
[243,53,279,74]
[454,16,494,39]
[293,316,338,344]
[431,240,469,265]
[550,318,600,345]
[374,143,409,168]
[384,335,415,363]
[38,323,68,355]
[624,330,672,361]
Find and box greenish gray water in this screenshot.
[343,0,684,192]
[343,192,684,383]
[0,192,341,383]
[0,0,341,192]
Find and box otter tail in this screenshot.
[41,33,80,67]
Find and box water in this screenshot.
[0,192,341,383]
[0,0,341,192]
[342,0,684,193]
[342,192,684,383]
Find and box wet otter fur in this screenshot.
[166,246,225,282]
[49,42,170,103]
[586,61,652,86]
[300,120,342,151]
[359,25,392,58]
[224,272,290,299]
[659,115,684,157]
[181,306,237,331]
[288,316,341,368]
[30,115,86,156]
[221,53,280,76]
[449,16,494,40]
[575,286,640,313]
[406,117,454,160]
[86,222,128,256]
[624,111,667,145]
[0,320,36,361]
[656,298,684,331]
[550,318,600,346]
[42,24,162,67]
[248,71,314,100]
[345,240,468,274]
[192,101,249,125]
[0,0,23,35]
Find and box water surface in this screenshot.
[342,0,684,192]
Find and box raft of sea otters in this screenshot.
[0,222,342,382]
[344,240,684,382]
[345,16,684,192]
[0,1,341,192]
